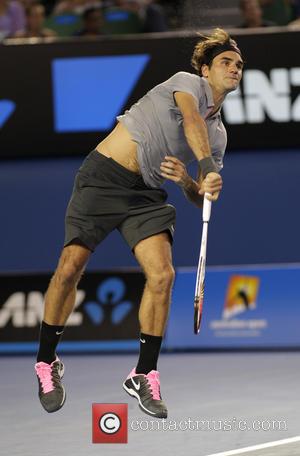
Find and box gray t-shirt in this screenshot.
[117,71,227,188]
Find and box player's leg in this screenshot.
[35,243,91,413]
[35,150,136,413]
[135,231,174,338]
[43,243,91,326]
[123,232,174,418]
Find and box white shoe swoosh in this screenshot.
[140,338,146,343]
[131,377,140,390]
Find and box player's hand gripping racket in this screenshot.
[194,193,212,334]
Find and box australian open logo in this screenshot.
[210,275,267,338]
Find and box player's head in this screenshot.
[191,28,244,93]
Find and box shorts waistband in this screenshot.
[89,149,143,184]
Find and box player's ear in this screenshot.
[201,64,209,78]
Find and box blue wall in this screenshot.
[1,149,300,272]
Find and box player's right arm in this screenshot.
[173,91,222,202]
[174,91,212,161]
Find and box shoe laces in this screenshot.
[35,361,56,394]
[145,371,161,400]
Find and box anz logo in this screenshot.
[0,290,85,328]
[0,278,132,328]
[223,67,300,124]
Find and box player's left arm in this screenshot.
[183,168,204,207]
[160,156,221,208]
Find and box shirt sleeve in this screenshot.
[164,72,203,105]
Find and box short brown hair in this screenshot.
[191,28,241,76]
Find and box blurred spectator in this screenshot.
[288,0,300,27]
[259,0,293,25]
[19,0,37,7]
[14,2,56,37]
[158,0,183,30]
[104,0,167,33]
[43,0,88,37]
[102,1,142,34]
[239,0,275,27]
[0,0,25,39]
[141,0,167,32]
[288,16,300,26]
[73,6,103,35]
[294,0,300,16]
[19,0,53,16]
[54,0,102,15]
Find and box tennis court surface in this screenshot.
[2,352,299,456]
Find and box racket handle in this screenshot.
[203,193,212,222]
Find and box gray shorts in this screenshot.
[64,150,176,252]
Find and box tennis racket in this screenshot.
[194,192,212,334]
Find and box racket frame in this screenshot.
[194,194,211,334]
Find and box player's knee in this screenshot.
[54,252,86,287]
[146,264,175,291]
[54,263,81,288]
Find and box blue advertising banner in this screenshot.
[0,271,143,353]
[1,265,299,353]
[167,264,300,349]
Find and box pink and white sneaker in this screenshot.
[123,368,167,418]
[35,356,66,413]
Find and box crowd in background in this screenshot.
[0,0,172,40]
[238,0,300,28]
[1,0,300,42]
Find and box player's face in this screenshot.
[203,51,243,94]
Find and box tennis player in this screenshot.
[35,28,244,418]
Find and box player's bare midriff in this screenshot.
[95,121,141,174]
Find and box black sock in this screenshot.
[36,321,65,364]
[135,333,163,374]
